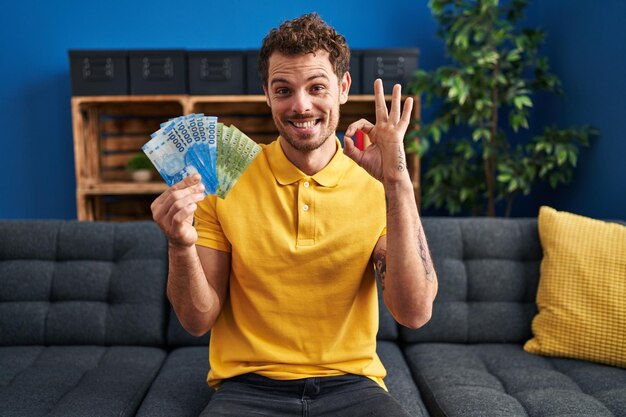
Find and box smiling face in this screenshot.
[264,51,350,155]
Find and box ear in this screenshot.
[339,71,351,105]
[263,85,271,108]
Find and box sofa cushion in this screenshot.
[136,347,214,417]
[137,342,429,416]
[0,221,168,346]
[377,341,431,416]
[405,343,626,417]
[525,207,626,368]
[0,345,165,417]
[401,218,542,344]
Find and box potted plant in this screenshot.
[408,0,598,216]
[126,153,154,182]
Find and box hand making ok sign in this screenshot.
[343,78,414,184]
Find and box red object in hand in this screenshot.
[354,129,365,150]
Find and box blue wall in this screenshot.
[517,0,626,219]
[0,0,623,219]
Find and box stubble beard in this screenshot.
[274,110,340,154]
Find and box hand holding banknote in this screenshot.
[143,114,261,198]
[144,114,261,247]
[151,174,206,248]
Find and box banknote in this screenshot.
[142,115,261,199]
[219,138,262,198]
[201,115,218,188]
[142,123,199,187]
[216,128,260,198]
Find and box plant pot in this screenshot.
[131,169,152,182]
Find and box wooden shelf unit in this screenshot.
[71,95,420,221]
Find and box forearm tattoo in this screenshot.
[397,146,406,172]
[373,249,387,291]
[416,225,434,282]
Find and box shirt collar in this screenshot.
[266,136,349,188]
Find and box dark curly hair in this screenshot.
[258,13,351,88]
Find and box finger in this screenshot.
[170,195,203,226]
[166,191,205,228]
[166,187,205,216]
[151,186,179,224]
[171,173,201,191]
[400,96,415,128]
[171,203,198,228]
[153,179,204,225]
[345,119,374,138]
[389,84,402,123]
[373,79,388,122]
[154,173,201,208]
[343,135,363,165]
[167,203,200,243]
[162,179,205,209]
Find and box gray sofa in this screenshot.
[1,219,624,417]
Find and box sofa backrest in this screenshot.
[401,218,542,344]
[2,218,540,348]
[0,221,168,346]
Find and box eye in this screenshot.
[311,85,325,93]
[275,87,290,95]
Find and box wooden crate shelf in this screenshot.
[71,95,420,221]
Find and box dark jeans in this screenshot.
[200,373,411,417]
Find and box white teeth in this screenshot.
[293,120,316,129]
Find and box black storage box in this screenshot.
[348,49,362,94]
[361,48,419,94]
[246,50,264,95]
[129,50,187,95]
[69,50,129,96]
[189,50,246,95]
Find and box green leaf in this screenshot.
[506,49,521,62]
[455,32,469,49]
[513,95,532,110]
[429,0,444,15]
[511,114,523,132]
[431,126,442,143]
[478,50,500,66]
[460,188,469,202]
[497,173,511,182]
[534,142,545,152]
[520,116,529,129]
[549,175,558,188]
[458,84,469,105]
[568,151,578,167]
[472,128,491,141]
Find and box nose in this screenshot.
[291,90,313,114]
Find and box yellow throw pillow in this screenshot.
[524,206,626,368]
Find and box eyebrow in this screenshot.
[270,73,330,87]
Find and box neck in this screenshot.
[279,135,337,176]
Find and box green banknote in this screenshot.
[218,132,262,198]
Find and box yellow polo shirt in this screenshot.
[194,137,387,389]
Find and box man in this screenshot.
[151,13,437,417]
